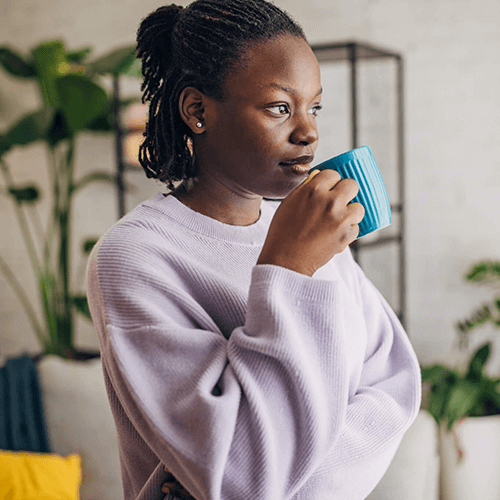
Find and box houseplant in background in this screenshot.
[0,40,141,359]
[421,260,500,500]
[455,260,500,348]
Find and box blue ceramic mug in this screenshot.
[309,146,392,238]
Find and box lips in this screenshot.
[279,154,315,167]
[279,155,315,175]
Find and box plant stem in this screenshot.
[57,139,75,349]
[0,159,41,276]
[0,253,47,345]
[27,204,46,260]
[44,147,58,265]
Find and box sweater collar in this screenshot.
[143,193,277,245]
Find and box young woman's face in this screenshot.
[197,35,322,199]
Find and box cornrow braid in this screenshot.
[136,0,306,188]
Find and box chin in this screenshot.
[260,180,303,200]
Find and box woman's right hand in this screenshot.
[257,169,364,277]
[162,466,196,499]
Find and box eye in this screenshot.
[308,105,323,117]
[267,104,290,116]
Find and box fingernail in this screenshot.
[162,486,170,494]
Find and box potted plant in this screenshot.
[422,343,500,430]
[455,260,500,348]
[421,260,500,500]
[0,40,140,359]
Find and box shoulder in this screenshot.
[86,198,206,330]
[96,193,199,257]
[89,195,189,288]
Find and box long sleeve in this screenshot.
[86,194,421,500]
[295,253,421,499]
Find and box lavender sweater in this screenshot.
[87,193,421,500]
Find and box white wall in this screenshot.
[1,0,499,368]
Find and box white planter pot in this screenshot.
[439,414,500,500]
[367,410,440,500]
[37,355,123,500]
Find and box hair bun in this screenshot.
[137,4,184,101]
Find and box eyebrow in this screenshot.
[269,83,323,97]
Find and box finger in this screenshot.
[351,223,360,241]
[162,484,195,499]
[349,201,365,223]
[304,168,342,191]
[331,178,359,204]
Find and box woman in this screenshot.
[87,1,421,499]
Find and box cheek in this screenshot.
[213,109,286,166]
[249,126,285,160]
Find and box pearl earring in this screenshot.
[196,121,203,128]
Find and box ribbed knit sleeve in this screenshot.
[86,196,421,500]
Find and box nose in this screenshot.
[290,113,319,146]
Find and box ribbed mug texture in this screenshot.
[310,146,392,238]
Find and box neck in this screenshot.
[172,178,262,226]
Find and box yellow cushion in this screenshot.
[0,449,81,500]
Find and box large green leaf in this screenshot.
[468,380,500,417]
[72,295,92,320]
[0,108,54,157]
[31,40,70,107]
[82,238,98,254]
[85,96,142,133]
[67,47,92,64]
[485,383,500,410]
[0,136,8,155]
[466,343,490,381]
[8,185,40,204]
[445,380,483,429]
[46,110,73,147]
[456,305,492,334]
[421,364,455,383]
[466,261,500,283]
[71,171,117,193]
[85,111,114,132]
[427,384,450,424]
[86,45,141,77]
[84,97,114,132]
[423,366,458,424]
[0,46,36,78]
[56,74,107,132]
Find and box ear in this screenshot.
[179,87,208,134]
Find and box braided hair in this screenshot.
[136,0,306,188]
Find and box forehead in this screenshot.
[223,35,321,99]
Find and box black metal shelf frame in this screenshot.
[311,41,406,330]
